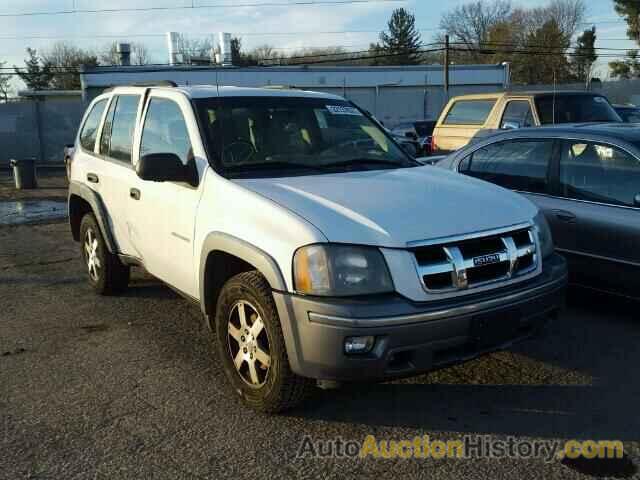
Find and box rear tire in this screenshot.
[79,213,130,295]
[215,271,313,413]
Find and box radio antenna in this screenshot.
[552,69,557,125]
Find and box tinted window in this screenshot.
[560,140,640,207]
[141,98,192,165]
[535,94,621,124]
[460,139,553,193]
[79,99,107,151]
[444,100,496,125]
[617,108,640,123]
[99,98,117,155]
[107,95,140,163]
[501,101,534,128]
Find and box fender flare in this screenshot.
[199,232,288,314]
[68,181,117,254]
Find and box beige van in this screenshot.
[431,91,621,153]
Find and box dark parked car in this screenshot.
[613,104,640,123]
[437,124,640,299]
[391,119,437,156]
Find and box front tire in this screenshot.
[79,213,130,295]
[215,271,313,413]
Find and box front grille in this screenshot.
[412,226,537,293]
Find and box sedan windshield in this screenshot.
[195,97,417,178]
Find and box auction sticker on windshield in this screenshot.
[326,105,362,116]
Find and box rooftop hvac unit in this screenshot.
[219,32,232,66]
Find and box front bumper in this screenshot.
[274,253,567,382]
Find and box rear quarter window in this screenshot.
[79,99,107,151]
[443,100,496,125]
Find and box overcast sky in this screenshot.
[1,0,636,91]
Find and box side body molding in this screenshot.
[199,232,288,314]
[68,181,117,254]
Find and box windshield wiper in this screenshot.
[224,161,326,175]
[320,158,414,170]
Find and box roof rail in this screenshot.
[102,81,177,93]
[262,85,300,90]
[131,80,178,87]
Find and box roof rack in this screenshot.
[103,81,177,92]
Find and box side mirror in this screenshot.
[137,153,197,186]
[405,131,418,140]
[502,121,520,130]
[634,193,640,207]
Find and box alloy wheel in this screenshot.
[83,228,101,282]
[227,300,271,388]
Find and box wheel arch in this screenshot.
[68,181,117,254]
[199,233,288,320]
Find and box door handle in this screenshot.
[87,173,99,183]
[130,188,141,200]
[552,209,576,223]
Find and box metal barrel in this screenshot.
[9,158,37,189]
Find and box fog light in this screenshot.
[344,336,375,354]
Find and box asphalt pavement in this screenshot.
[1,207,640,478]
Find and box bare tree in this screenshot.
[41,42,98,89]
[175,34,214,63]
[250,45,278,63]
[0,61,12,101]
[439,0,512,48]
[526,0,586,43]
[131,43,149,65]
[100,41,150,65]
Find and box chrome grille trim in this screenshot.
[411,223,539,294]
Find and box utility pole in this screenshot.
[444,34,450,100]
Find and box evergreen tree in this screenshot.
[377,8,422,65]
[610,0,640,78]
[570,26,597,83]
[14,48,53,90]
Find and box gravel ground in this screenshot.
[1,182,639,479]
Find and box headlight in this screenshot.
[293,244,393,296]
[533,211,554,259]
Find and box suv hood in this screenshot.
[234,166,537,248]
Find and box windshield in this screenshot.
[535,94,622,124]
[195,97,417,178]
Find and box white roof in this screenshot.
[110,84,346,100]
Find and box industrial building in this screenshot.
[78,34,508,124]
[80,63,509,126]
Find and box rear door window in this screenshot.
[79,99,107,152]
[559,140,640,207]
[459,139,554,193]
[500,101,534,129]
[107,95,140,163]
[443,100,496,125]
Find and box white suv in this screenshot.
[68,84,567,412]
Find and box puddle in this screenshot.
[0,200,67,225]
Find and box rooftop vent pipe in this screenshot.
[167,32,180,65]
[218,32,232,66]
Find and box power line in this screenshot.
[0,28,439,42]
[0,0,406,18]
[451,41,637,53]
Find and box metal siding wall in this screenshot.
[40,98,85,162]
[0,101,39,165]
[0,97,84,166]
